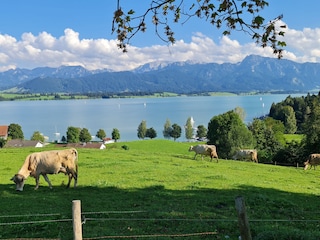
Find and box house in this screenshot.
[83,142,106,149]
[0,125,8,140]
[5,139,44,148]
[103,138,115,144]
[66,142,106,149]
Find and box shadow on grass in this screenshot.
[0,183,320,239]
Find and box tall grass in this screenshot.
[0,140,319,239]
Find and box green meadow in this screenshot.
[0,140,320,239]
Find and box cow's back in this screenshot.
[32,151,64,175]
[233,149,258,162]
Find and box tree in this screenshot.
[163,118,172,139]
[80,128,92,143]
[113,0,286,58]
[283,106,297,134]
[61,135,67,143]
[207,110,254,159]
[248,118,282,162]
[30,131,45,142]
[170,123,181,141]
[137,120,147,139]
[185,117,194,141]
[234,107,246,121]
[112,128,120,142]
[8,123,24,139]
[96,129,107,140]
[146,127,157,139]
[67,126,80,143]
[196,125,207,139]
[301,101,320,154]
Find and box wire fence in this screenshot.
[1,209,320,239]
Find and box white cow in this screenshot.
[11,148,78,191]
[233,149,258,163]
[189,144,218,162]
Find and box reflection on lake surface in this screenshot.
[0,94,305,141]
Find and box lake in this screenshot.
[0,94,305,142]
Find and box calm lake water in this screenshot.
[0,94,305,142]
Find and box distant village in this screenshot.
[0,125,114,149]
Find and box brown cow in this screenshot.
[11,148,78,191]
[304,154,320,170]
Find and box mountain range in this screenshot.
[0,55,319,94]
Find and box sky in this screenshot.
[0,0,319,72]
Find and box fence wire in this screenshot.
[1,210,320,239]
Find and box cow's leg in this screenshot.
[66,169,77,188]
[72,171,78,188]
[42,174,53,189]
[66,174,72,188]
[193,153,197,160]
[34,175,40,190]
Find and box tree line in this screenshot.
[0,124,120,147]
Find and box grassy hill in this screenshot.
[1,140,319,239]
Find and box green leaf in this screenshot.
[254,16,265,25]
[277,41,287,47]
[223,30,230,35]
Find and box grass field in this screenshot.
[1,140,320,239]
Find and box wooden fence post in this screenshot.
[235,196,252,240]
[72,200,83,240]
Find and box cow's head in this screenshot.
[11,174,26,191]
[188,146,194,152]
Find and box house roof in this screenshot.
[0,125,8,137]
[5,139,43,148]
[66,142,106,149]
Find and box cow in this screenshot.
[11,148,78,191]
[188,144,218,162]
[304,154,320,170]
[233,149,258,163]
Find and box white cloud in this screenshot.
[0,24,319,72]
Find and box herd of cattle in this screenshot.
[9,145,320,191]
[188,144,258,163]
[188,144,320,170]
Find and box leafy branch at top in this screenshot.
[112,0,286,58]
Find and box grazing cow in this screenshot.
[188,144,218,162]
[304,154,320,170]
[11,148,78,191]
[233,149,258,163]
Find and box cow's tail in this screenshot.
[74,149,78,187]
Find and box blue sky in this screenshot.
[0,0,319,71]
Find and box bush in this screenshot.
[121,145,129,150]
[0,138,6,148]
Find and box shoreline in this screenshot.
[0,91,309,102]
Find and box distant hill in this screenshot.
[1,55,320,94]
